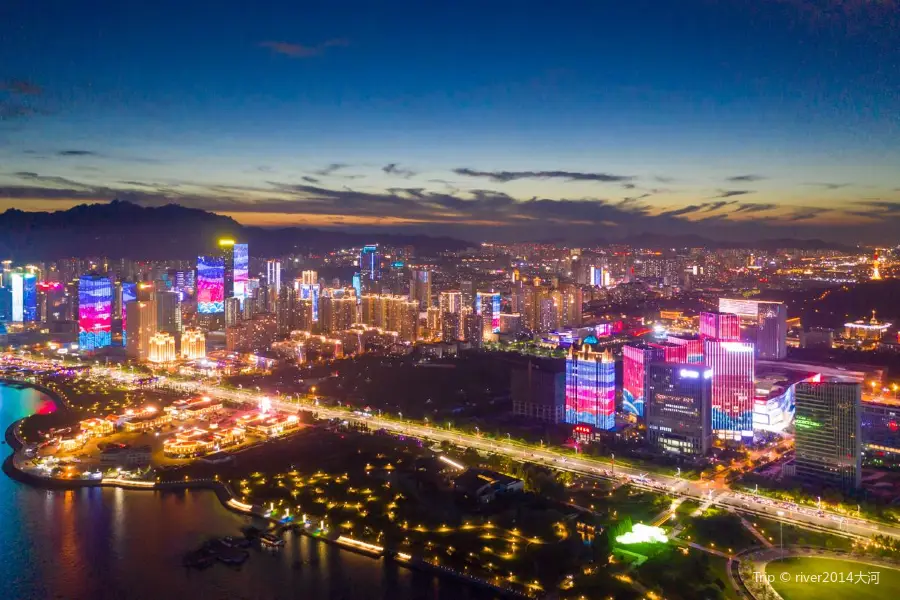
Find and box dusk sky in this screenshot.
[1,0,898,242]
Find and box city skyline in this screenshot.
[1,0,899,243]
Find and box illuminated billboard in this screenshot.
[78,275,113,351]
[121,282,137,345]
[197,255,225,314]
[233,243,249,302]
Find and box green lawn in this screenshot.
[681,509,761,554]
[769,557,900,600]
[751,517,855,552]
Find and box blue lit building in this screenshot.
[565,345,615,431]
[197,255,225,314]
[78,275,113,351]
[360,244,380,288]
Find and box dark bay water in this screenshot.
[0,384,492,600]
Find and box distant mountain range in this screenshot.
[0,201,472,260]
[0,201,853,260]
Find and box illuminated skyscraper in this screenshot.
[301,270,318,285]
[359,245,380,290]
[622,342,688,418]
[475,291,501,335]
[233,243,249,303]
[699,311,740,342]
[704,340,755,440]
[565,345,615,431]
[224,296,241,327]
[78,275,113,351]
[219,238,236,299]
[197,255,225,314]
[794,382,861,492]
[718,298,787,360]
[21,272,37,322]
[9,272,23,322]
[409,269,432,310]
[120,281,137,345]
[266,260,281,293]
[299,283,320,323]
[125,300,156,361]
[647,363,713,455]
[667,333,703,363]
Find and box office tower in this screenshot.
[9,272,24,322]
[301,270,318,285]
[126,300,157,361]
[78,275,113,351]
[36,281,64,323]
[219,239,236,299]
[120,282,137,345]
[795,382,861,492]
[565,345,615,431]
[156,290,180,337]
[622,342,688,418]
[224,297,241,327]
[0,286,11,321]
[704,340,755,440]
[647,363,713,455]
[266,260,281,293]
[16,272,37,322]
[172,269,196,298]
[359,245,380,290]
[148,332,176,363]
[180,328,206,359]
[667,333,703,363]
[409,269,432,310]
[699,311,740,342]
[511,359,566,423]
[197,255,225,314]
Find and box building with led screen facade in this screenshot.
[219,239,235,299]
[299,283,321,323]
[197,255,225,314]
[120,282,137,345]
[862,402,900,462]
[7,272,36,322]
[718,298,787,360]
[647,363,712,456]
[699,311,740,342]
[622,342,688,418]
[704,340,755,440]
[666,333,703,363]
[475,291,501,334]
[233,243,249,303]
[565,345,615,431]
[359,245,380,287]
[794,382,861,492]
[78,275,113,351]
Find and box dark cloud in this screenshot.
[622,183,637,190]
[711,189,754,199]
[453,167,633,183]
[806,182,853,190]
[301,176,320,184]
[382,163,416,178]
[0,80,42,95]
[732,202,778,214]
[726,174,765,182]
[313,163,348,176]
[260,38,348,58]
[58,150,98,157]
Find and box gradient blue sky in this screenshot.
[1,0,898,242]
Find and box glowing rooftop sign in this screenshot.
[615,523,668,545]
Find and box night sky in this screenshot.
[1,0,898,242]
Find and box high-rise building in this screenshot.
[125,300,157,361]
[646,363,713,455]
[409,269,432,310]
[426,306,441,336]
[718,298,787,360]
[565,345,615,431]
[219,239,236,299]
[298,283,320,324]
[359,245,380,290]
[197,255,225,314]
[266,260,281,294]
[441,311,461,342]
[319,296,356,334]
[301,270,318,285]
[512,359,566,423]
[475,291,501,336]
[667,333,703,363]
[699,311,740,342]
[794,382,861,492]
[148,332,176,363]
[180,328,206,359]
[277,285,296,335]
[156,290,181,338]
[559,283,582,327]
[224,296,241,327]
[459,280,474,311]
[233,243,249,304]
[78,275,113,351]
[622,342,688,418]
[499,313,523,336]
[439,291,462,314]
[704,340,755,440]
